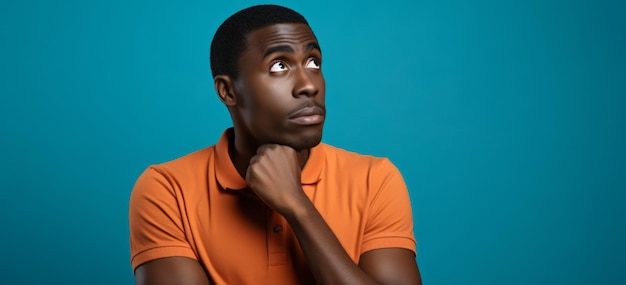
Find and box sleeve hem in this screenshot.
[131,245,197,272]
[361,236,417,256]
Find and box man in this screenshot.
[129,4,421,285]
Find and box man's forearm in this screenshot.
[283,198,379,285]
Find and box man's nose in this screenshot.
[292,67,319,97]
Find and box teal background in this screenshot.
[1,0,624,284]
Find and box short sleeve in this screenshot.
[129,167,197,271]
[361,158,416,255]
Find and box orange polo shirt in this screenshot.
[129,129,416,284]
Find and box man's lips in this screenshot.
[288,106,325,125]
[289,106,325,118]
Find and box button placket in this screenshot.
[267,212,288,266]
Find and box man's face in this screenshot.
[232,23,325,150]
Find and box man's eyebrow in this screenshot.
[305,42,321,54]
[263,42,322,58]
[263,45,294,58]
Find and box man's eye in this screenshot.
[270,61,289,73]
[306,58,320,70]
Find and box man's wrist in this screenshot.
[280,192,315,222]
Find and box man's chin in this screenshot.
[287,133,323,151]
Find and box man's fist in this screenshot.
[245,144,309,215]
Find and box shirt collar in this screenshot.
[214,128,325,191]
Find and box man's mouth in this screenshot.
[288,106,325,125]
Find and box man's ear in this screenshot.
[214,75,237,106]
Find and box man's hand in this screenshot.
[245,144,309,214]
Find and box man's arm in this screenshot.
[132,215,420,285]
[246,144,421,285]
[135,257,211,285]
[284,198,421,285]
[359,248,422,284]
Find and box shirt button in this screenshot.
[273,225,282,233]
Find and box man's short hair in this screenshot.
[210,5,310,79]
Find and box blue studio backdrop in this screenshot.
[1,0,624,284]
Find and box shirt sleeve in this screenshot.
[129,167,197,272]
[361,158,417,255]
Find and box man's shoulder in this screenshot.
[319,143,396,172]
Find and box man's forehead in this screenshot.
[245,23,319,52]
